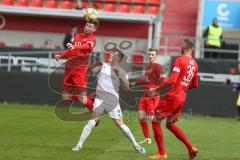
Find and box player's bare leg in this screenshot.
[138,110,152,144]
[62,91,72,100]
[72,111,100,151]
[166,122,198,160]
[77,91,94,111]
[113,119,145,154]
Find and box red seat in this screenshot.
[104,3,116,12]
[21,43,33,48]
[1,0,14,5]
[61,0,73,9]
[132,5,145,14]
[46,0,58,8]
[120,0,132,3]
[134,0,146,4]
[118,4,131,13]
[0,41,6,47]
[148,0,160,5]
[132,54,144,64]
[146,6,159,15]
[74,2,87,9]
[105,0,118,2]
[90,2,102,10]
[17,0,29,6]
[31,0,43,7]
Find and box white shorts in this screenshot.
[93,98,123,120]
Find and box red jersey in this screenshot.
[136,63,165,95]
[165,56,198,101]
[60,33,96,69]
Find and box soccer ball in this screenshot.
[84,8,98,21]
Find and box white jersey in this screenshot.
[92,63,128,119]
[96,63,121,98]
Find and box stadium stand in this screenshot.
[21,43,33,48]
[118,4,131,13]
[1,0,14,6]
[31,0,43,7]
[16,0,29,6]
[132,5,145,14]
[45,0,58,8]
[61,0,74,9]
[0,41,6,47]
[103,3,116,12]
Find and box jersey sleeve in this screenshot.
[168,58,181,84]
[58,49,74,58]
[87,35,96,49]
[155,65,166,81]
[92,66,102,75]
[135,79,147,85]
[189,65,199,89]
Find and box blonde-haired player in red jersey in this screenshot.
[149,39,198,160]
[55,19,99,110]
[130,48,165,145]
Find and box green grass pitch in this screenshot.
[0,104,240,160]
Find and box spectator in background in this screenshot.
[236,93,240,121]
[42,39,54,49]
[203,18,223,58]
[225,67,240,121]
[63,25,78,49]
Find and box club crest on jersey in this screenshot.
[173,67,180,72]
[75,42,81,46]
[145,69,153,74]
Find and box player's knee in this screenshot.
[62,94,71,100]
[138,110,146,120]
[78,96,87,104]
[115,119,124,127]
[88,119,97,128]
[166,123,173,129]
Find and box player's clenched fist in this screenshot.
[55,54,61,61]
[67,43,75,50]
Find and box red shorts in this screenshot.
[62,67,88,94]
[155,98,185,123]
[138,95,160,115]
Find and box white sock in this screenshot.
[76,119,96,147]
[119,124,139,148]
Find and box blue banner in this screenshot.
[203,0,240,30]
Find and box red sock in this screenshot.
[166,123,193,151]
[152,121,166,155]
[140,119,150,139]
[71,95,78,102]
[84,96,93,111]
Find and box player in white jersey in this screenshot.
[72,48,145,154]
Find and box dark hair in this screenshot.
[87,18,99,28]
[183,39,195,50]
[148,48,159,55]
[112,48,124,62]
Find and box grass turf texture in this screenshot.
[0,104,240,160]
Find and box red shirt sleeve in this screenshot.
[135,79,146,85]
[86,35,96,49]
[58,50,74,58]
[189,66,199,89]
[168,58,181,84]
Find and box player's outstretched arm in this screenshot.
[114,68,130,91]
[55,50,74,61]
[87,61,103,72]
